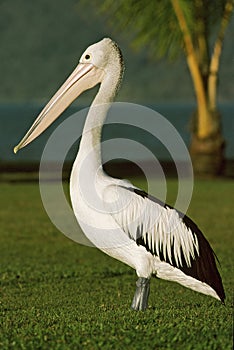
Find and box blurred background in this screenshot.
[0,0,233,179]
[1,3,233,347]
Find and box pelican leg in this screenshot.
[131,277,150,311]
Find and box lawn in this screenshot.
[0,179,233,349]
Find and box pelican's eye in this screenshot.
[85,54,91,60]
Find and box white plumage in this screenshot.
[15,38,225,310]
[108,185,199,267]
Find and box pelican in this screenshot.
[14,38,225,311]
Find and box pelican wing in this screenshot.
[104,184,225,302]
[107,184,199,268]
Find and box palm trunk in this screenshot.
[171,0,212,139]
[208,0,234,111]
[190,110,225,175]
[171,0,230,175]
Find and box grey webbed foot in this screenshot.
[131,277,150,311]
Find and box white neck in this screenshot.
[73,72,121,175]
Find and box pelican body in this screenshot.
[14,38,225,310]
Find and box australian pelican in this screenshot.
[14,38,225,310]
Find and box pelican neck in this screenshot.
[77,74,120,171]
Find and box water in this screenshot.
[0,102,233,167]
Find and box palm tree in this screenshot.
[94,0,233,175]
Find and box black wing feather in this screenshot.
[124,187,225,302]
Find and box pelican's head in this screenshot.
[81,38,123,73]
[14,38,123,153]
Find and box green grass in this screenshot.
[0,179,233,349]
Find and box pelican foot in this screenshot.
[131,277,150,311]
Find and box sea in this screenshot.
[0,102,233,168]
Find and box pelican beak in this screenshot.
[14,62,103,153]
